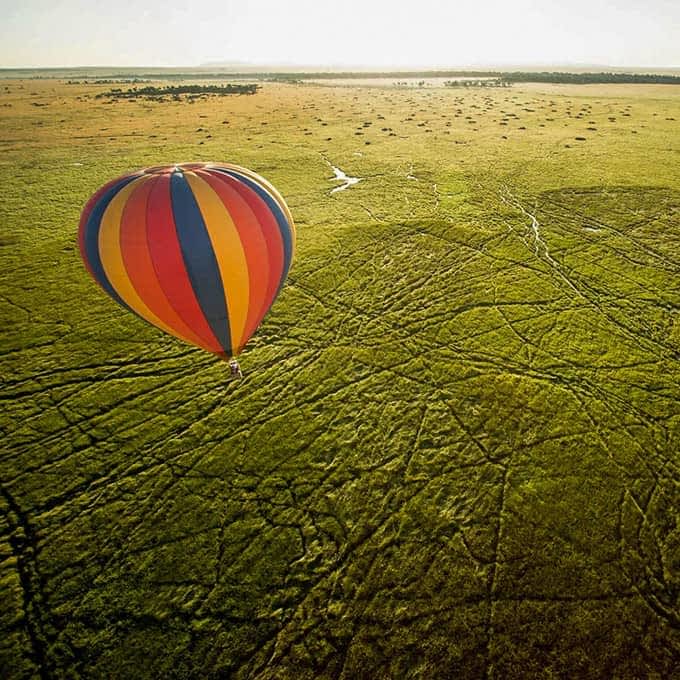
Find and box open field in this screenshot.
[1,77,679,678]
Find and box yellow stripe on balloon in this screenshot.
[184,171,250,352]
[98,175,194,344]
[213,162,296,249]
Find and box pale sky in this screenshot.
[1,0,679,69]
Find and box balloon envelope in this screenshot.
[78,163,295,359]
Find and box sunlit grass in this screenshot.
[1,77,679,678]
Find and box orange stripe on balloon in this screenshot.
[195,169,270,353]
[98,176,186,339]
[183,172,250,354]
[118,176,214,352]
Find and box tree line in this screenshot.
[95,84,260,100]
[500,72,680,84]
[445,79,511,88]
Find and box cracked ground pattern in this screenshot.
[1,80,679,678]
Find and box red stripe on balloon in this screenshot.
[213,171,285,331]
[119,177,213,351]
[145,175,223,353]
[195,168,271,350]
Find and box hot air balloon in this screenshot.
[78,163,295,368]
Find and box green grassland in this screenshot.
[1,78,679,678]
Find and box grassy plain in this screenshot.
[1,77,679,678]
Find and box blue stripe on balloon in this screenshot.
[217,168,294,283]
[84,175,138,310]
[169,171,232,355]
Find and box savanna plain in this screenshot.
[1,76,679,679]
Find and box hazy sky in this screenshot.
[1,0,679,69]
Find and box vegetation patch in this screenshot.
[95,83,260,101]
[501,71,680,84]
